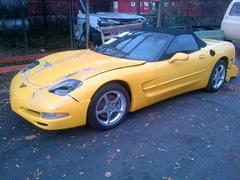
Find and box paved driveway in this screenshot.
[0,59,240,180]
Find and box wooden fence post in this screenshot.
[20,0,28,49]
[86,0,90,49]
[156,0,164,27]
[70,0,74,49]
[41,0,48,48]
[137,0,141,15]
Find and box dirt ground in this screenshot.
[0,56,240,179]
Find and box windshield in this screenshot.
[94,31,173,62]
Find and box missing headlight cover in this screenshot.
[21,60,40,73]
[49,79,83,96]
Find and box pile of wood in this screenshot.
[100,22,143,43]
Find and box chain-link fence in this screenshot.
[0,0,233,55]
[161,0,232,30]
[0,0,76,54]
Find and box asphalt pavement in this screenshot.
[0,59,240,180]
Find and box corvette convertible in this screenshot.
[10,28,239,130]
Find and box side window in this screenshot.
[165,34,199,57]
[229,2,240,16]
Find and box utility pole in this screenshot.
[41,0,48,48]
[70,0,74,49]
[20,0,28,49]
[79,0,86,13]
[85,0,90,49]
[156,0,164,27]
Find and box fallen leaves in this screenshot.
[157,148,168,152]
[24,135,37,141]
[45,155,51,160]
[107,153,118,164]
[33,169,42,179]
[105,171,112,178]
[144,122,150,127]
[162,176,172,180]
[2,137,7,140]
[224,125,230,131]
[104,134,110,138]
[173,155,195,171]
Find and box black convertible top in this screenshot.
[135,27,207,48]
[96,27,207,62]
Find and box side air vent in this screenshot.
[210,50,216,57]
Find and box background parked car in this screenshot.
[75,11,146,46]
[221,0,240,42]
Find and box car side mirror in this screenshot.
[168,53,189,63]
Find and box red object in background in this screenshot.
[0,65,26,74]
[27,0,203,17]
[27,0,79,16]
[0,53,51,64]
[164,0,201,17]
[27,0,155,16]
[116,0,156,14]
[0,53,51,74]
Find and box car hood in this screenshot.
[92,12,145,20]
[24,50,145,87]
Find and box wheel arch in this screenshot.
[92,80,132,103]
[219,56,229,67]
[87,80,132,130]
[206,56,229,92]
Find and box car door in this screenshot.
[154,34,210,101]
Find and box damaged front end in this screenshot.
[10,71,90,130]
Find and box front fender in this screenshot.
[69,63,156,112]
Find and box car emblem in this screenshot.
[44,61,52,68]
[20,83,27,88]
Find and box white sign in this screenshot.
[113,1,118,10]
[131,2,136,7]
[117,31,130,38]
[104,38,117,45]
[144,2,149,7]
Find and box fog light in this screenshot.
[41,113,69,119]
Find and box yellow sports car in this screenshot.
[10,28,239,130]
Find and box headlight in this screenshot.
[21,60,40,73]
[49,79,83,96]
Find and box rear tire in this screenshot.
[206,60,227,92]
[87,83,130,130]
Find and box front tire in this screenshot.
[87,83,130,130]
[206,60,227,92]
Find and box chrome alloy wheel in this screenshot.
[95,91,127,126]
[212,64,226,89]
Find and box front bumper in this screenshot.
[10,74,90,130]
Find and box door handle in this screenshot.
[199,54,206,59]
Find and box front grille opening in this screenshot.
[20,107,41,117]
